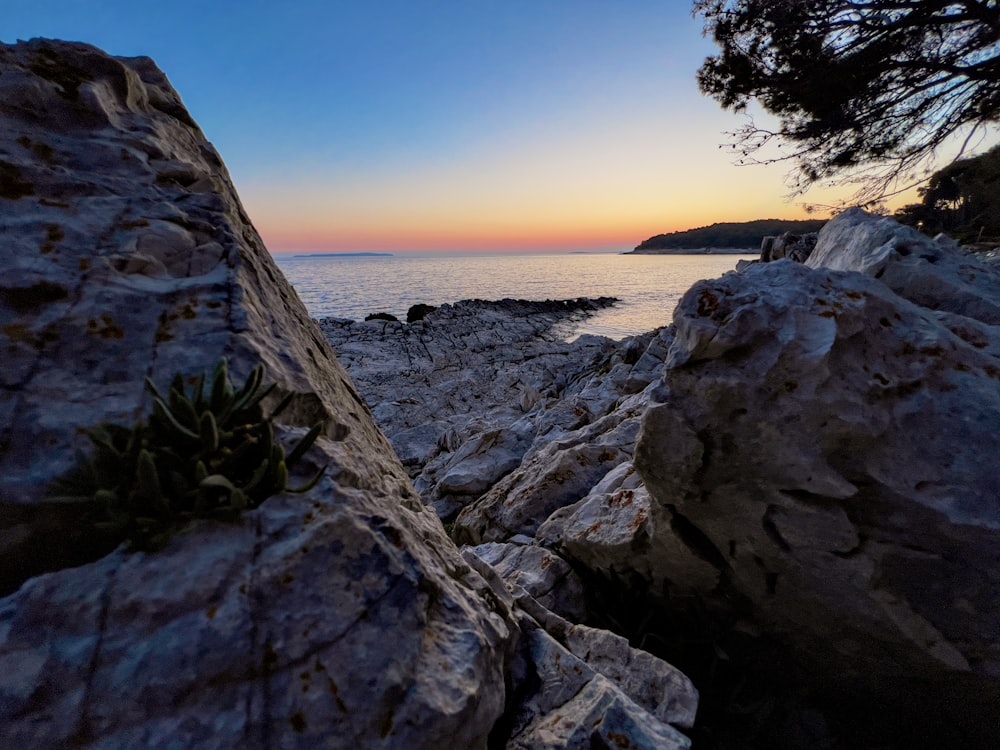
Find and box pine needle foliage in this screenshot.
[696,0,1000,204]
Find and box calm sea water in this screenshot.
[274,252,756,340]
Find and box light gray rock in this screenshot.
[459,549,698,750]
[319,298,623,514]
[434,324,716,604]
[504,626,694,750]
[807,207,1000,323]
[437,427,529,496]
[536,461,721,595]
[389,420,452,468]
[448,330,681,547]
[562,623,698,730]
[536,462,650,571]
[318,300,684,536]
[468,541,587,622]
[635,231,1000,741]
[454,410,640,543]
[0,39,516,749]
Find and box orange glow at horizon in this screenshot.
[236,93,906,256]
[236,86,919,257]
[241,148,839,255]
[256,211,821,254]
[248,178,834,254]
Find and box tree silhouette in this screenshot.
[695,0,1000,203]
[894,143,1000,240]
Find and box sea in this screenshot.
[274,252,757,340]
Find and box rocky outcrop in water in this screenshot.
[0,40,698,749]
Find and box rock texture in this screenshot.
[320,298,623,519]
[322,207,1000,746]
[468,541,587,622]
[806,207,1000,323]
[462,550,697,750]
[760,231,817,263]
[0,40,698,749]
[634,210,1000,746]
[318,300,703,625]
[0,38,514,749]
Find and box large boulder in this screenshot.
[807,206,1000,323]
[635,210,1000,746]
[0,38,400,588]
[0,39,507,749]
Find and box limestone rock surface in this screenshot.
[0,38,513,749]
[318,296,696,616]
[0,39,699,750]
[468,541,587,621]
[319,298,620,517]
[504,627,694,750]
[454,395,642,543]
[461,550,698,750]
[634,210,1000,745]
[807,207,1000,323]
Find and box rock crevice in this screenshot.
[0,39,698,750]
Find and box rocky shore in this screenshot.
[0,40,696,749]
[319,297,630,520]
[2,39,999,750]
[318,211,1000,747]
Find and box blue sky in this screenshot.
[3,1,858,252]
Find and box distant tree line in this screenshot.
[893,145,1000,243]
[635,219,827,251]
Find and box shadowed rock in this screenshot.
[635,210,1000,747]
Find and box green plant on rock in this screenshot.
[53,358,325,550]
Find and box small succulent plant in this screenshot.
[53,358,325,550]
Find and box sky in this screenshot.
[5,1,871,253]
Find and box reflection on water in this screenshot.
[274,252,756,340]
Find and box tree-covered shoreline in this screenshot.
[630,218,826,253]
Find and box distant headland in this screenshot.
[628,218,827,254]
[293,252,394,258]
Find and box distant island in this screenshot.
[293,252,394,258]
[628,218,827,254]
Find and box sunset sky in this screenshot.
[6,1,870,253]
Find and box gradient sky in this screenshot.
[5,1,872,253]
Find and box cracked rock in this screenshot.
[635,210,1000,746]
[0,39,516,749]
